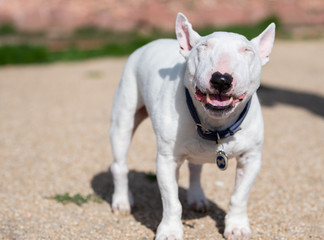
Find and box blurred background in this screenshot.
[0,1,324,239]
[0,0,323,64]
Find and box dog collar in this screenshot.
[185,88,251,143]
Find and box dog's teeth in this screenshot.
[206,93,211,102]
[228,97,233,104]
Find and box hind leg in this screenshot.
[109,79,147,214]
[187,163,209,212]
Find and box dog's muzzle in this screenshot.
[194,85,246,114]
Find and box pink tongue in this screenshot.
[208,94,230,106]
[194,89,231,106]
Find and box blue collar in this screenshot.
[185,88,251,143]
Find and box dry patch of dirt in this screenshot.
[0,40,323,239]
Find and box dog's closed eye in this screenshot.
[243,47,254,53]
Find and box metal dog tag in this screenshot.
[216,150,228,171]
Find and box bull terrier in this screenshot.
[109,12,275,240]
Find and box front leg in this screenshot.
[224,151,262,240]
[156,153,184,240]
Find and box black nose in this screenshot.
[210,72,233,93]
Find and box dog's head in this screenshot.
[176,13,275,119]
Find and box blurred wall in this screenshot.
[0,0,323,33]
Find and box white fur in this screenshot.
[109,13,275,240]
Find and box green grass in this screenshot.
[0,16,284,65]
[0,23,17,35]
[47,193,104,206]
[0,45,49,65]
[145,172,157,182]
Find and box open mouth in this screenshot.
[194,87,246,112]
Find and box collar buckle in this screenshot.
[196,123,212,135]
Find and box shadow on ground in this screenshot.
[91,170,226,235]
[258,83,324,117]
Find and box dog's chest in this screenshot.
[182,137,236,164]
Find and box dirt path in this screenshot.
[0,40,323,239]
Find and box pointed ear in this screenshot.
[175,13,201,58]
[251,23,276,66]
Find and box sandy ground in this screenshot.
[0,40,323,240]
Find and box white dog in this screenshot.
[109,12,275,240]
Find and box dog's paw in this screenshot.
[224,227,251,240]
[187,187,209,212]
[224,214,251,240]
[155,220,183,240]
[111,191,134,215]
[112,200,131,215]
